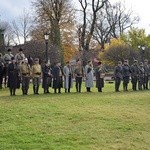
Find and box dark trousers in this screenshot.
[0,75,3,89]
[123,77,129,91]
[22,76,30,95]
[75,77,82,92]
[86,87,91,92]
[9,88,16,96]
[138,78,144,90]
[131,76,138,91]
[54,88,61,93]
[115,77,121,92]
[144,76,149,89]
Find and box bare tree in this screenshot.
[77,0,108,64]
[93,1,139,50]
[12,9,33,44]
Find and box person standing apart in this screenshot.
[113,61,122,92]
[20,58,31,95]
[42,62,52,94]
[74,60,84,93]
[130,60,139,91]
[85,60,94,92]
[122,60,131,91]
[7,57,20,96]
[144,59,149,90]
[52,62,63,94]
[95,61,106,92]
[31,58,42,95]
[63,61,73,93]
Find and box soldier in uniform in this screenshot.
[0,53,4,89]
[113,61,122,92]
[138,62,145,90]
[63,61,73,93]
[144,59,149,90]
[95,61,106,92]
[3,49,14,87]
[42,61,52,94]
[130,60,139,91]
[122,60,131,91]
[74,60,84,93]
[31,58,42,94]
[85,60,94,92]
[15,48,25,65]
[52,62,63,94]
[7,57,20,96]
[20,58,31,95]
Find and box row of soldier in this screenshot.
[0,48,150,96]
[114,59,150,92]
[0,48,107,95]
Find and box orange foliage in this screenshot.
[63,44,77,63]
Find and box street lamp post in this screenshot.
[138,45,145,62]
[44,33,49,62]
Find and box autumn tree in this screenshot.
[101,38,139,66]
[32,0,75,64]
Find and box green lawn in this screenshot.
[0,82,150,150]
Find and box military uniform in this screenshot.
[122,61,131,91]
[114,61,122,92]
[130,60,139,91]
[42,64,52,94]
[31,60,42,94]
[3,50,14,87]
[144,60,149,89]
[74,64,84,93]
[138,62,145,90]
[15,53,25,65]
[20,62,31,95]
[95,62,106,92]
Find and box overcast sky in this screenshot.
[0,0,150,34]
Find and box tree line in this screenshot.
[1,0,149,65]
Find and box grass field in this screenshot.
[0,82,150,150]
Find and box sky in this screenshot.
[0,0,150,34]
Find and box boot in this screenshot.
[58,88,61,93]
[25,89,28,95]
[36,86,39,94]
[13,88,16,96]
[68,88,70,93]
[22,88,25,95]
[54,88,57,93]
[33,86,36,94]
[65,89,67,93]
[9,88,13,96]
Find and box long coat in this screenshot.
[52,66,63,89]
[42,65,52,88]
[63,66,73,89]
[95,65,105,88]
[85,65,94,88]
[8,63,20,89]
